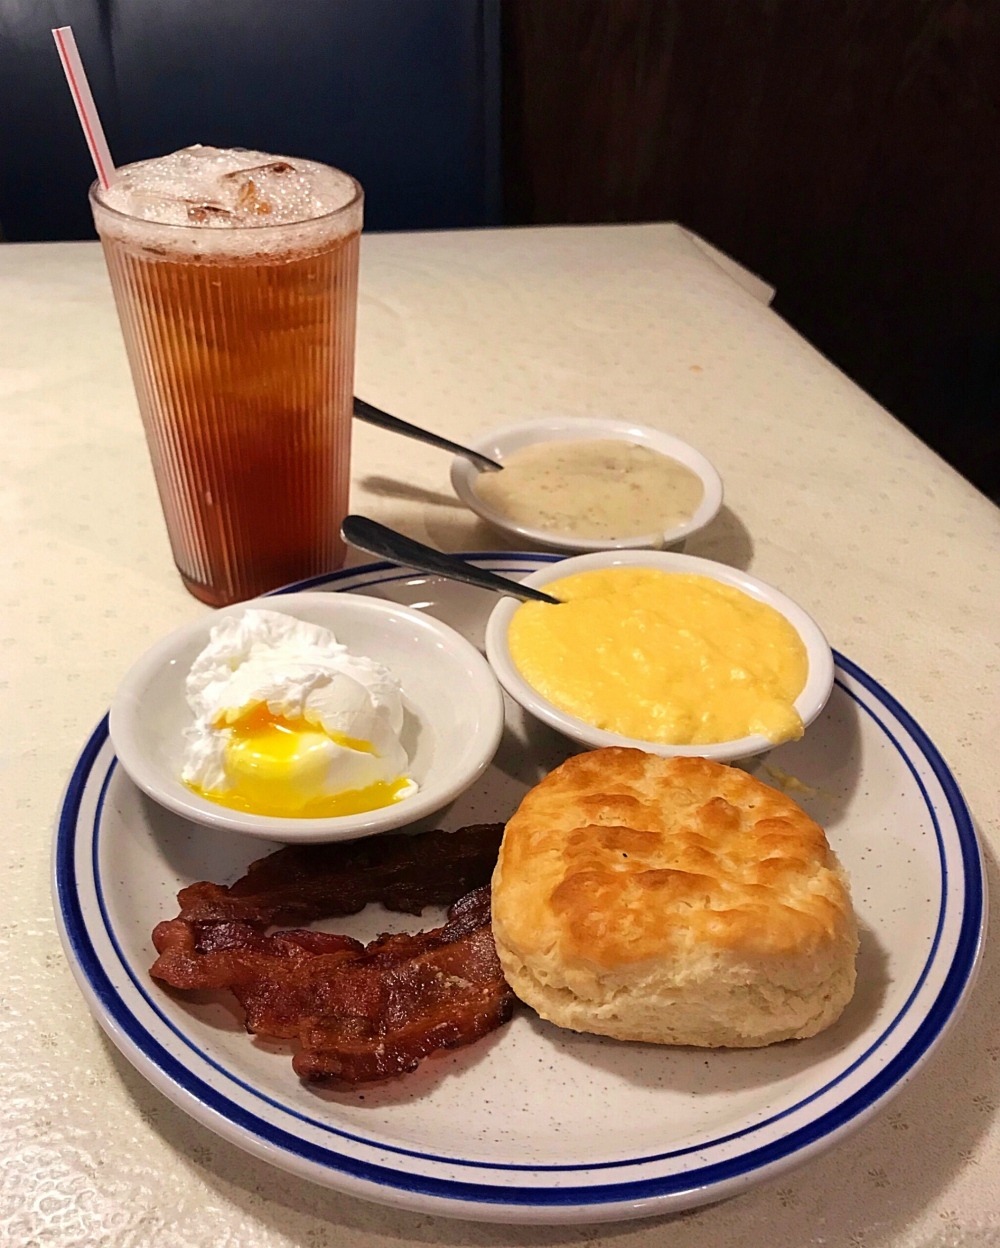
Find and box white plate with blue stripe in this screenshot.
[52,554,986,1224]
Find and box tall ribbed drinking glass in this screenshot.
[90,148,363,606]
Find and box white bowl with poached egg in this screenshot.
[109,592,505,842]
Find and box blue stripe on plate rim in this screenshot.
[52,555,986,1210]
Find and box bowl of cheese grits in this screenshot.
[450,416,723,552]
[109,593,504,842]
[484,550,834,763]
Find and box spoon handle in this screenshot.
[341,516,561,605]
[353,397,503,473]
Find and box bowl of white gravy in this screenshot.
[450,417,723,552]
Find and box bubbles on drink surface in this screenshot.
[100,146,358,228]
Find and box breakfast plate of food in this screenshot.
[52,554,985,1224]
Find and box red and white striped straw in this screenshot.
[52,25,117,189]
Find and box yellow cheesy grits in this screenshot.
[507,567,808,745]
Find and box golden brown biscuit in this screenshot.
[491,749,857,1047]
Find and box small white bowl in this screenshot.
[450,416,723,552]
[484,550,834,763]
[109,592,505,842]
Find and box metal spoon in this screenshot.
[341,515,562,604]
[353,397,504,473]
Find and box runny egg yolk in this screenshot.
[188,703,411,818]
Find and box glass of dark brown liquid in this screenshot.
[90,146,363,606]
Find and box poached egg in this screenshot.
[181,608,417,818]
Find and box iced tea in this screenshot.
[90,146,363,606]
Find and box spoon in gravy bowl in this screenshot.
[341,515,562,605]
[353,398,504,473]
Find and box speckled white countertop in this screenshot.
[2,224,999,1247]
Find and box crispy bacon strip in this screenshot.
[294,887,513,1083]
[170,823,505,927]
[150,826,513,1084]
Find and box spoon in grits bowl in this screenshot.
[353,398,504,472]
[341,515,562,604]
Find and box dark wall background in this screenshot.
[501,0,1000,504]
[0,0,501,240]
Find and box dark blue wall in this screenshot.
[1,0,501,240]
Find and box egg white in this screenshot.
[180,609,417,813]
